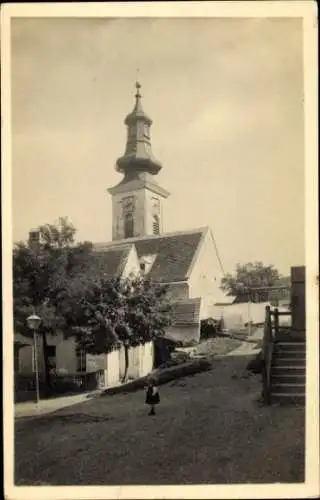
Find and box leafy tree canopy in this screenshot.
[220,261,282,302]
[71,275,173,356]
[13,217,94,338]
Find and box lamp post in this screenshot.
[26,313,41,409]
[247,289,252,336]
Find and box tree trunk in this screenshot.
[41,331,52,396]
[122,344,129,383]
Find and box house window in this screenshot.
[124,213,134,238]
[76,347,86,372]
[153,214,160,235]
[140,262,146,274]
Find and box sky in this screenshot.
[11,16,305,276]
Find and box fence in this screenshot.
[14,370,105,402]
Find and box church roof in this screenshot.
[94,228,208,283]
[91,245,133,279]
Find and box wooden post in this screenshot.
[291,266,306,340]
[274,307,279,341]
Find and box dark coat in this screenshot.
[145,386,160,405]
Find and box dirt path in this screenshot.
[15,352,305,485]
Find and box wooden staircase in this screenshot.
[262,306,306,406]
[270,340,306,405]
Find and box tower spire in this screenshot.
[115,82,162,176]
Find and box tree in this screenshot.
[13,217,173,388]
[220,262,281,302]
[13,217,94,394]
[70,275,173,383]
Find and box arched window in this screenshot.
[153,214,160,235]
[124,212,134,238]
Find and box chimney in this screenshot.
[28,229,40,251]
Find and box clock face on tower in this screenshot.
[123,196,134,214]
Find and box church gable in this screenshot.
[187,228,224,301]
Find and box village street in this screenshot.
[15,346,305,486]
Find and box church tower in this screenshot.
[108,83,170,241]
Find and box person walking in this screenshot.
[145,378,160,416]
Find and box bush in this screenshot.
[200,318,222,339]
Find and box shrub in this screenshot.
[200,318,222,339]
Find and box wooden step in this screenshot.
[271,383,305,394]
[271,374,306,384]
[272,356,306,367]
[272,365,306,376]
[274,343,306,353]
[271,393,305,405]
[273,350,306,359]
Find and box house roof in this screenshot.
[14,333,33,346]
[171,298,202,327]
[91,245,133,278]
[94,228,207,283]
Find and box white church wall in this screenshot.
[188,229,224,318]
[122,245,140,278]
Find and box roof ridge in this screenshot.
[93,226,210,248]
[93,243,134,252]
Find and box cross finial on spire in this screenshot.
[135,80,141,98]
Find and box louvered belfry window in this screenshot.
[153,214,160,235]
[124,212,134,238]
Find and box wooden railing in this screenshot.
[262,306,291,404]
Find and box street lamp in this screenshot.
[26,313,41,409]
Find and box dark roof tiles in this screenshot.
[90,246,132,278]
[171,298,202,326]
[94,229,206,283]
